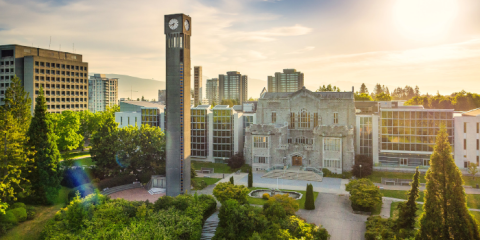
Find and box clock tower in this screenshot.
[164,13,192,196]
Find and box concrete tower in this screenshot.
[164,13,192,196]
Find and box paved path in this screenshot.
[380,198,393,218]
[200,211,219,240]
[108,188,165,202]
[297,193,368,240]
[376,183,480,194]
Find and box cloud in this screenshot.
[287,46,315,54]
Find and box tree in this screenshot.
[90,110,119,178]
[304,184,315,210]
[352,155,373,178]
[415,86,420,97]
[227,152,245,170]
[264,194,299,215]
[345,179,382,212]
[355,93,373,101]
[359,83,369,94]
[468,163,479,180]
[49,111,84,152]
[375,92,392,101]
[229,176,234,185]
[395,167,420,235]
[248,168,253,188]
[26,87,62,204]
[417,126,480,240]
[316,84,340,92]
[220,99,238,107]
[213,182,249,204]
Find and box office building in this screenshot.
[115,100,165,129]
[88,74,118,113]
[219,71,248,104]
[206,78,218,105]
[454,108,480,168]
[158,89,166,103]
[0,44,88,113]
[194,66,202,106]
[267,69,304,93]
[164,13,192,196]
[244,87,356,173]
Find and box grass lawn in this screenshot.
[0,187,71,240]
[368,170,480,187]
[381,189,480,209]
[192,161,234,173]
[246,187,319,209]
[61,157,94,167]
[193,177,221,186]
[60,151,90,160]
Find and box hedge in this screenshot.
[97,174,138,190]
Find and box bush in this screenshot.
[263,194,299,216]
[229,176,234,185]
[138,171,154,184]
[0,210,18,225]
[262,193,270,200]
[352,155,373,178]
[26,206,36,220]
[227,152,245,170]
[12,202,26,209]
[322,168,333,177]
[304,184,315,210]
[97,174,137,190]
[240,164,251,173]
[192,179,208,190]
[61,168,91,188]
[10,208,27,222]
[213,182,249,204]
[346,179,382,212]
[365,216,396,240]
[67,183,96,202]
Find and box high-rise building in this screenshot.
[0,44,89,113]
[194,66,202,106]
[219,71,248,104]
[164,13,192,196]
[88,74,118,113]
[267,69,304,93]
[206,78,218,105]
[158,89,166,103]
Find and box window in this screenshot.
[477,156,479,166]
[464,122,468,133]
[464,139,467,150]
[334,112,338,124]
[477,123,479,133]
[271,112,276,124]
[254,156,268,164]
[128,117,130,125]
[120,117,122,125]
[477,139,479,150]
[324,138,340,151]
[400,158,408,166]
[290,112,295,129]
[314,113,318,127]
[300,109,310,128]
[253,136,268,148]
[423,159,430,166]
[324,159,340,168]
[465,161,469,168]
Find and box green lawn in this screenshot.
[246,187,319,209]
[381,189,480,209]
[192,161,234,173]
[0,187,71,240]
[368,170,480,187]
[193,177,221,185]
[61,157,94,167]
[60,151,90,160]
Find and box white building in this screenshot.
[115,101,165,129]
[454,108,480,168]
[88,74,118,112]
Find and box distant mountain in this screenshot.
[91,74,165,101]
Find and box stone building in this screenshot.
[244,87,356,174]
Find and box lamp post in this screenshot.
[359,164,362,178]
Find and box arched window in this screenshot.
[299,109,310,128]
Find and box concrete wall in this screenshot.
[454,115,480,168]
[115,112,142,129]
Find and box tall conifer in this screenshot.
[26,87,62,204]
[396,167,419,232]
[417,126,480,240]
[305,183,315,210]
[248,168,253,188]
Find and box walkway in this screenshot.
[376,183,480,194]
[200,212,219,240]
[108,188,165,202]
[297,193,368,240]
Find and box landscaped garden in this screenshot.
[246,187,319,209]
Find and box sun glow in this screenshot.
[394,0,458,41]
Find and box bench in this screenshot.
[384,180,396,185]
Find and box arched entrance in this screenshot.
[292,155,302,166]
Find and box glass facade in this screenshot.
[359,116,373,156]
[191,108,208,157]
[213,108,233,160]
[141,108,159,127]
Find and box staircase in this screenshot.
[148,188,166,195]
[200,212,219,240]
[262,169,323,182]
[100,183,143,195]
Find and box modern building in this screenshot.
[158,89,166,103]
[115,100,165,129]
[164,13,192,196]
[454,108,480,168]
[206,78,218,105]
[267,69,304,93]
[219,71,248,104]
[0,44,89,113]
[194,66,202,106]
[88,74,118,113]
[244,87,356,173]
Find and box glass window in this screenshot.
[254,136,269,148]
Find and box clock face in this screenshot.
[169,18,179,30]
[184,19,190,31]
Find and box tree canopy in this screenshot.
[316,84,340,92]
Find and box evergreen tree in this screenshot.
[417,126,480,240]
[26,87,62,204]
[90,111,119,178]
[248,168,253,188]
[396,167,420,232]
[2,75,31,128]
[359,83,369,94]
[229,176,234,185]
[305,184,315,210]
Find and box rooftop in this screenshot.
[462,108,480,117]
[121,101,165,109]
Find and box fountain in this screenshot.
[249,188,302,200]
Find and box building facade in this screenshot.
[0,44,88,113]
[88,74,118,113]
[219,71,248,104]
[267,69,304,93]
[206,78,218,105]
[244,87,356,173]
[158,89,166,103]
[454,109,480,168]
[194,66,202,106]
[115,101,165,129]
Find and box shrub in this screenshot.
[153,196,175,211]
[262,193,270,200]
[365,216,396,240]
[248,168,253,188]
[67,183,96,202]
[96,174,137,190]
[322,168,332,177]
[138,171,154,184]
[352,155,373,178]
[213,182,249,204]
[12,202,26,209]
[263,194,299,216]
[229,176,234,185]
[304,184,315,210]
[26,206,36,220]
[10,208,27,222]
[240,164,251,173]
[227,152,245,170]
[346,179,382,212]
[0,210,18,225]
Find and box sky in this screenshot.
[1,0,480,97]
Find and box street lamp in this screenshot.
[359,164,362,178]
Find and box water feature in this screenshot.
[248,189,302,200]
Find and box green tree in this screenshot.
[417,126,480,240]
[248,168,253,188]
[213,182,249,204]
[355,93,373,101]
[375,92,392,101]
[396,167,420,233]
[468,163,479,180]
[90,109,119,178]
[304,183,315,210]
[78,110,95,150]
[346,179,382,211]
[26,88,62,204]
[316,84,340,92]
[49,111,84,152]
[359,83,369,94]
[220,99,238,107]
[227,152,244,170]
[264,193,299,216]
